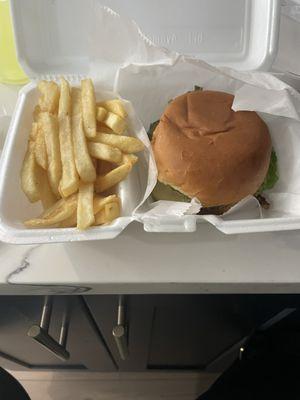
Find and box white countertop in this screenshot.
[1,12,300,295]
[1,222,300,294]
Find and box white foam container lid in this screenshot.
[0,0,285,243]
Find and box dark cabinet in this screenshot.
[0,294,297,372]
[0,296,116,371]
[85,294,298,372]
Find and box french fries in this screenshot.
[39,169,57,210]
[87,142,122,164]
[97,124,115,133]
[81,79,97,138]
[29,122,38,141]
[21,78,143,230]
[97,99,127,119]
[95,163,132,193]
[40,112,62,197]
[58,79,79,197]
[96,107,107,122]
[90,132,144,153]
[24,194,77,228]
[59,115,79,197]
[77,182,94,230]
[58,78,71,117]
[60,194,119,228]
[38,81,60,114]
[121,153,138,166]
[72,88,96,183]
[103,112,126,135]
[95,201,120,225]
[20,141,41,203]
[34,124,48,170]
[33,106,41,122]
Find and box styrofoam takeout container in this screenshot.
[0,79,154,244]
[0,0,292,244]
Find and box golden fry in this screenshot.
[29,122,38,141]
[60,194,119,228]
[94,201,120,225]
[103,112,126,135]
[93,194,119,214]
[40,112,62,197]
[24,194,77,228]
[58,77,71,117]
[121,153,138,165]
[39,169,57,210]
[97,99,127,119]
[77,181,95,230]
[59,115,79,197]
[20,143,41,203]
[71,88,96,183]
[33,105,41,122]
[95,163,132,193]
[38,80,60,114]
[87,142,122,164]
[91,132,144,153]
[81,78,96,138]
[34,124,48,170]
[96,107,107,122]
[59,212,77,228]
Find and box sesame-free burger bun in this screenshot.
[151,90,272,207]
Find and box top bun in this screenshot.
[151,90,272,207]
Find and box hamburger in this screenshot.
[150,88,278,214]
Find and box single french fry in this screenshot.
[39,169,57,210]
[105,201,120,220]
[94,208,106,225]
[59,115,79,197]
[103,112,126,135]
[94,201,120,225]
[40,112,62,197]
[71,87,81,116]
[77,181,95,230]
[58,77,71,117]
[91,132,144,153]
[96,107,107,122]
[97,99,127,119]
[38,80,60,114]
[87,142,122,164]
[29,122,38,141]
[34,124,48,170]
[33,105,41,122]
[20,143,41,203]
[24,194,77,228]
[59,212,77,228]
[95,163,132,193]
[121,153,138,166]
[93,194,119,214]
[81,78,96,138]
[71,88,96,183]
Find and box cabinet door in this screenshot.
[0,296,116,371]
[146,295,299,371]
[85,294,297,372]
[85,295,153,371]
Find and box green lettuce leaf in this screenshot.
[258,149,279,193]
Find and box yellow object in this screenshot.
[0,0,28,84]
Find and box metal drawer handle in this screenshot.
[27,296,70,362]
[112,295,129,360]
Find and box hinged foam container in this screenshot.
[0,0,288,244]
